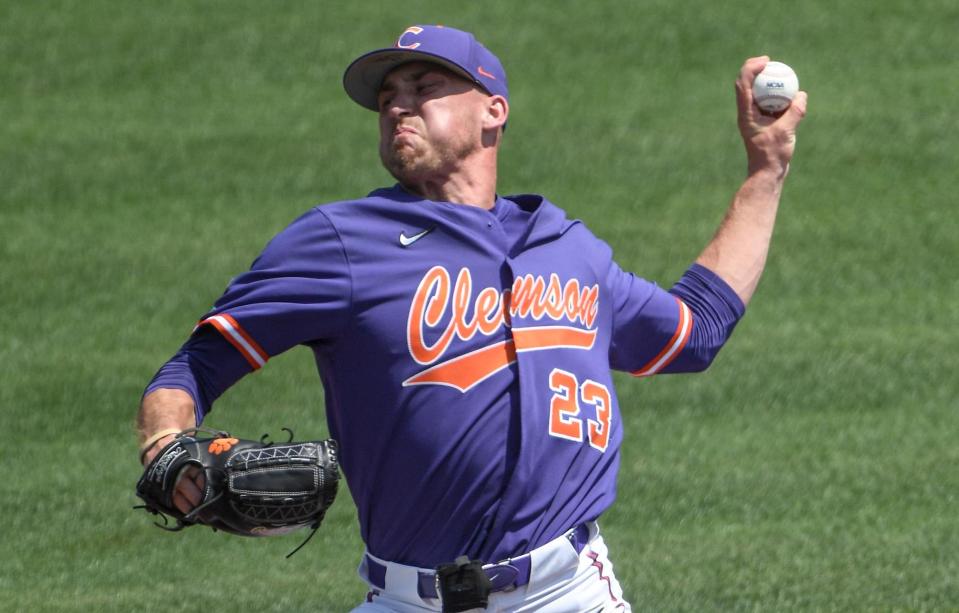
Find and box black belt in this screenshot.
[365,523,592,599]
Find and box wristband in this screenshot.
[139,428,183,464]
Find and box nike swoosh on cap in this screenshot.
[399,226,435,247]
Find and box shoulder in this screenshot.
[271,187,408,240]
[316,186,418,218]
[312,187,447,242]
[252,198,373,269]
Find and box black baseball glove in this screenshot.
[136,428,338,550]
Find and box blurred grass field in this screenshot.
[2,0,957,610]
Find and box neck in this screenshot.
[400,151,498,209]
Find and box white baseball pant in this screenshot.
[351,522,631,612]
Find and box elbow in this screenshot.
[677,341,726,373]
[676,306,737,373]
[685,353,716,373]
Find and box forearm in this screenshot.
[136,388,196,463]
[136,387,207,511]
[695,167,785,306]
[697,55,806,306]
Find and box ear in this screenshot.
[482,95,509,132]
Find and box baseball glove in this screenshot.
[135,427,338,549]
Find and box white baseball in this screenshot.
[752,61,799,113]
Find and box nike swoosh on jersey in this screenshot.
[399,226,435,247]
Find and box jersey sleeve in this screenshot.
[193,207,352,371]
[143,327,251,424]
[607,258,745,376]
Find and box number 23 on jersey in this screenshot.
[548,368,612,452]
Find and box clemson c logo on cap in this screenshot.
[396,26,423,49]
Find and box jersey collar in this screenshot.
[368,184,575,247]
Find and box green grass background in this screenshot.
[3,0,957,610]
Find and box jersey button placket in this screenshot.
[484,214,509,254]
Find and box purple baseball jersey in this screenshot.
[148,184,744,567]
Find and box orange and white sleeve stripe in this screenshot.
[631,297,693,377]
[195,313,269,370]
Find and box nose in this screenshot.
[384,90,415,120]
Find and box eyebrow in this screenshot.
[379,68,445,94]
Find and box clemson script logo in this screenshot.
[404,266,599,392]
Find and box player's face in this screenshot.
[377,62,489,184]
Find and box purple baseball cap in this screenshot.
[343,25,509,111]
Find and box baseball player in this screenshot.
[137,25,807,612]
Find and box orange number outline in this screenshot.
[582,379,612,452]
[548,368,583,442]
[547,369,612,453]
